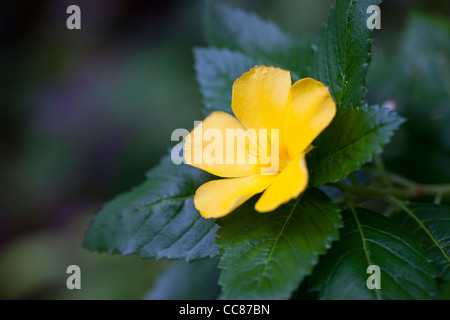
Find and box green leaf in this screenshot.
[204,2,312,79]
[194,47,259,115]
[308,105,404,187]
[314,0,382,108]
[309,207,439,300]
[216,188,342,300]
[145,259,220,300]
[394,203,450,280]
[84,156,219,261]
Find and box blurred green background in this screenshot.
[0,0,448,299]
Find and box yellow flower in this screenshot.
[184,66,336,218]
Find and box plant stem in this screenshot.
[388,172,418,188]
[374,155,391,187]
[330,177,450,201]
[349,172,360,186]
[331,182,411,199]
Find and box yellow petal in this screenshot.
[282,78,336,159]
[195,175,277,218]
[184,111,261,177]
[255,153,308,212]
[232,66,291,133]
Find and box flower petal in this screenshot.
[255,153,308,212]
[282,78,336,159]
[195,175,277,218]
[232,66,291,133]
[184,111,262,177]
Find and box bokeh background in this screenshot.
[0,0,448,299]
